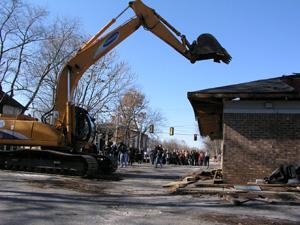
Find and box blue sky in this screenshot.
[26,0,300,147]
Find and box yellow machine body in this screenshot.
[0,114,63,147]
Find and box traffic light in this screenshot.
[169,127,174,136]
[194,134,197,141]
[149,124,154,133]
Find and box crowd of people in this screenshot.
[102,142,143,168]
[101,142,215,169]
[149,146,211,168]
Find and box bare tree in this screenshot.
[1,0,134,120]
[0,0,47,100]
[203,136,222,157]
[161,139,194,152]
[30,18,82,116]
[113,88,163,148]
[73,51,134,122]
[113,89,145,145]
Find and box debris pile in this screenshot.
[264,164,300,184]
[163,169,223,190]
[164,168,300,206]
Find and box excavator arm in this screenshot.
[53,0,231,130]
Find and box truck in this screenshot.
[0,0,231,177]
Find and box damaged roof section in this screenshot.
[187,74,300,139]
[0,89,25,112]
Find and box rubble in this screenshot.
[264,164,300,184]
[163,169,223,189]
[164,168,300,206]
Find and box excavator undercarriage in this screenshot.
[0,149,117,177]
[0,106,118,177]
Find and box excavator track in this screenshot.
[0,149,99,177]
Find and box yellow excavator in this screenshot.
[0,0,231,177]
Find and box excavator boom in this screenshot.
[54,0,231,128]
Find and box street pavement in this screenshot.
[0,163,299,225]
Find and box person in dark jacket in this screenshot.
[154,145,164,168]
[128,147,136,166]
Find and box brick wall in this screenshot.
[222,113,300,184]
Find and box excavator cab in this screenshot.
[74,107,96,144]
[189,33,231,64]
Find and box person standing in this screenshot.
[150,148,157,165]
[204,151,210,168]
[111,143,118,159]
[166,149,171,165]
[198,151,205,166]
[154,145,164,168]
[118,142,128,168]
[128,147,136,166]
[194,151,199,166]
[217,153,221,162]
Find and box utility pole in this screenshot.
[138,129,142,153]
[115,111,120,144]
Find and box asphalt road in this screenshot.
[0,163,299,225]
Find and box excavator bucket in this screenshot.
[189,33,231,64]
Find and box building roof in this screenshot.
[0,89,25,110]
[187,74,300,139]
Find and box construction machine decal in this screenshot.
[0,129,29,140]
[94,32,120,59]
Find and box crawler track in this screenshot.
[0,149,117,177]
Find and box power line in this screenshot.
[159,125,197,128]
[155,132,200,136]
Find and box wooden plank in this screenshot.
[163,176,196,188]
[194,182,232,188]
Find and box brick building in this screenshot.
[188,74,300,184]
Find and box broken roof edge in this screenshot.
[187,94,223,140]
[187,92,300,100]
[0,90,25,110]
[188,74,300,96]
